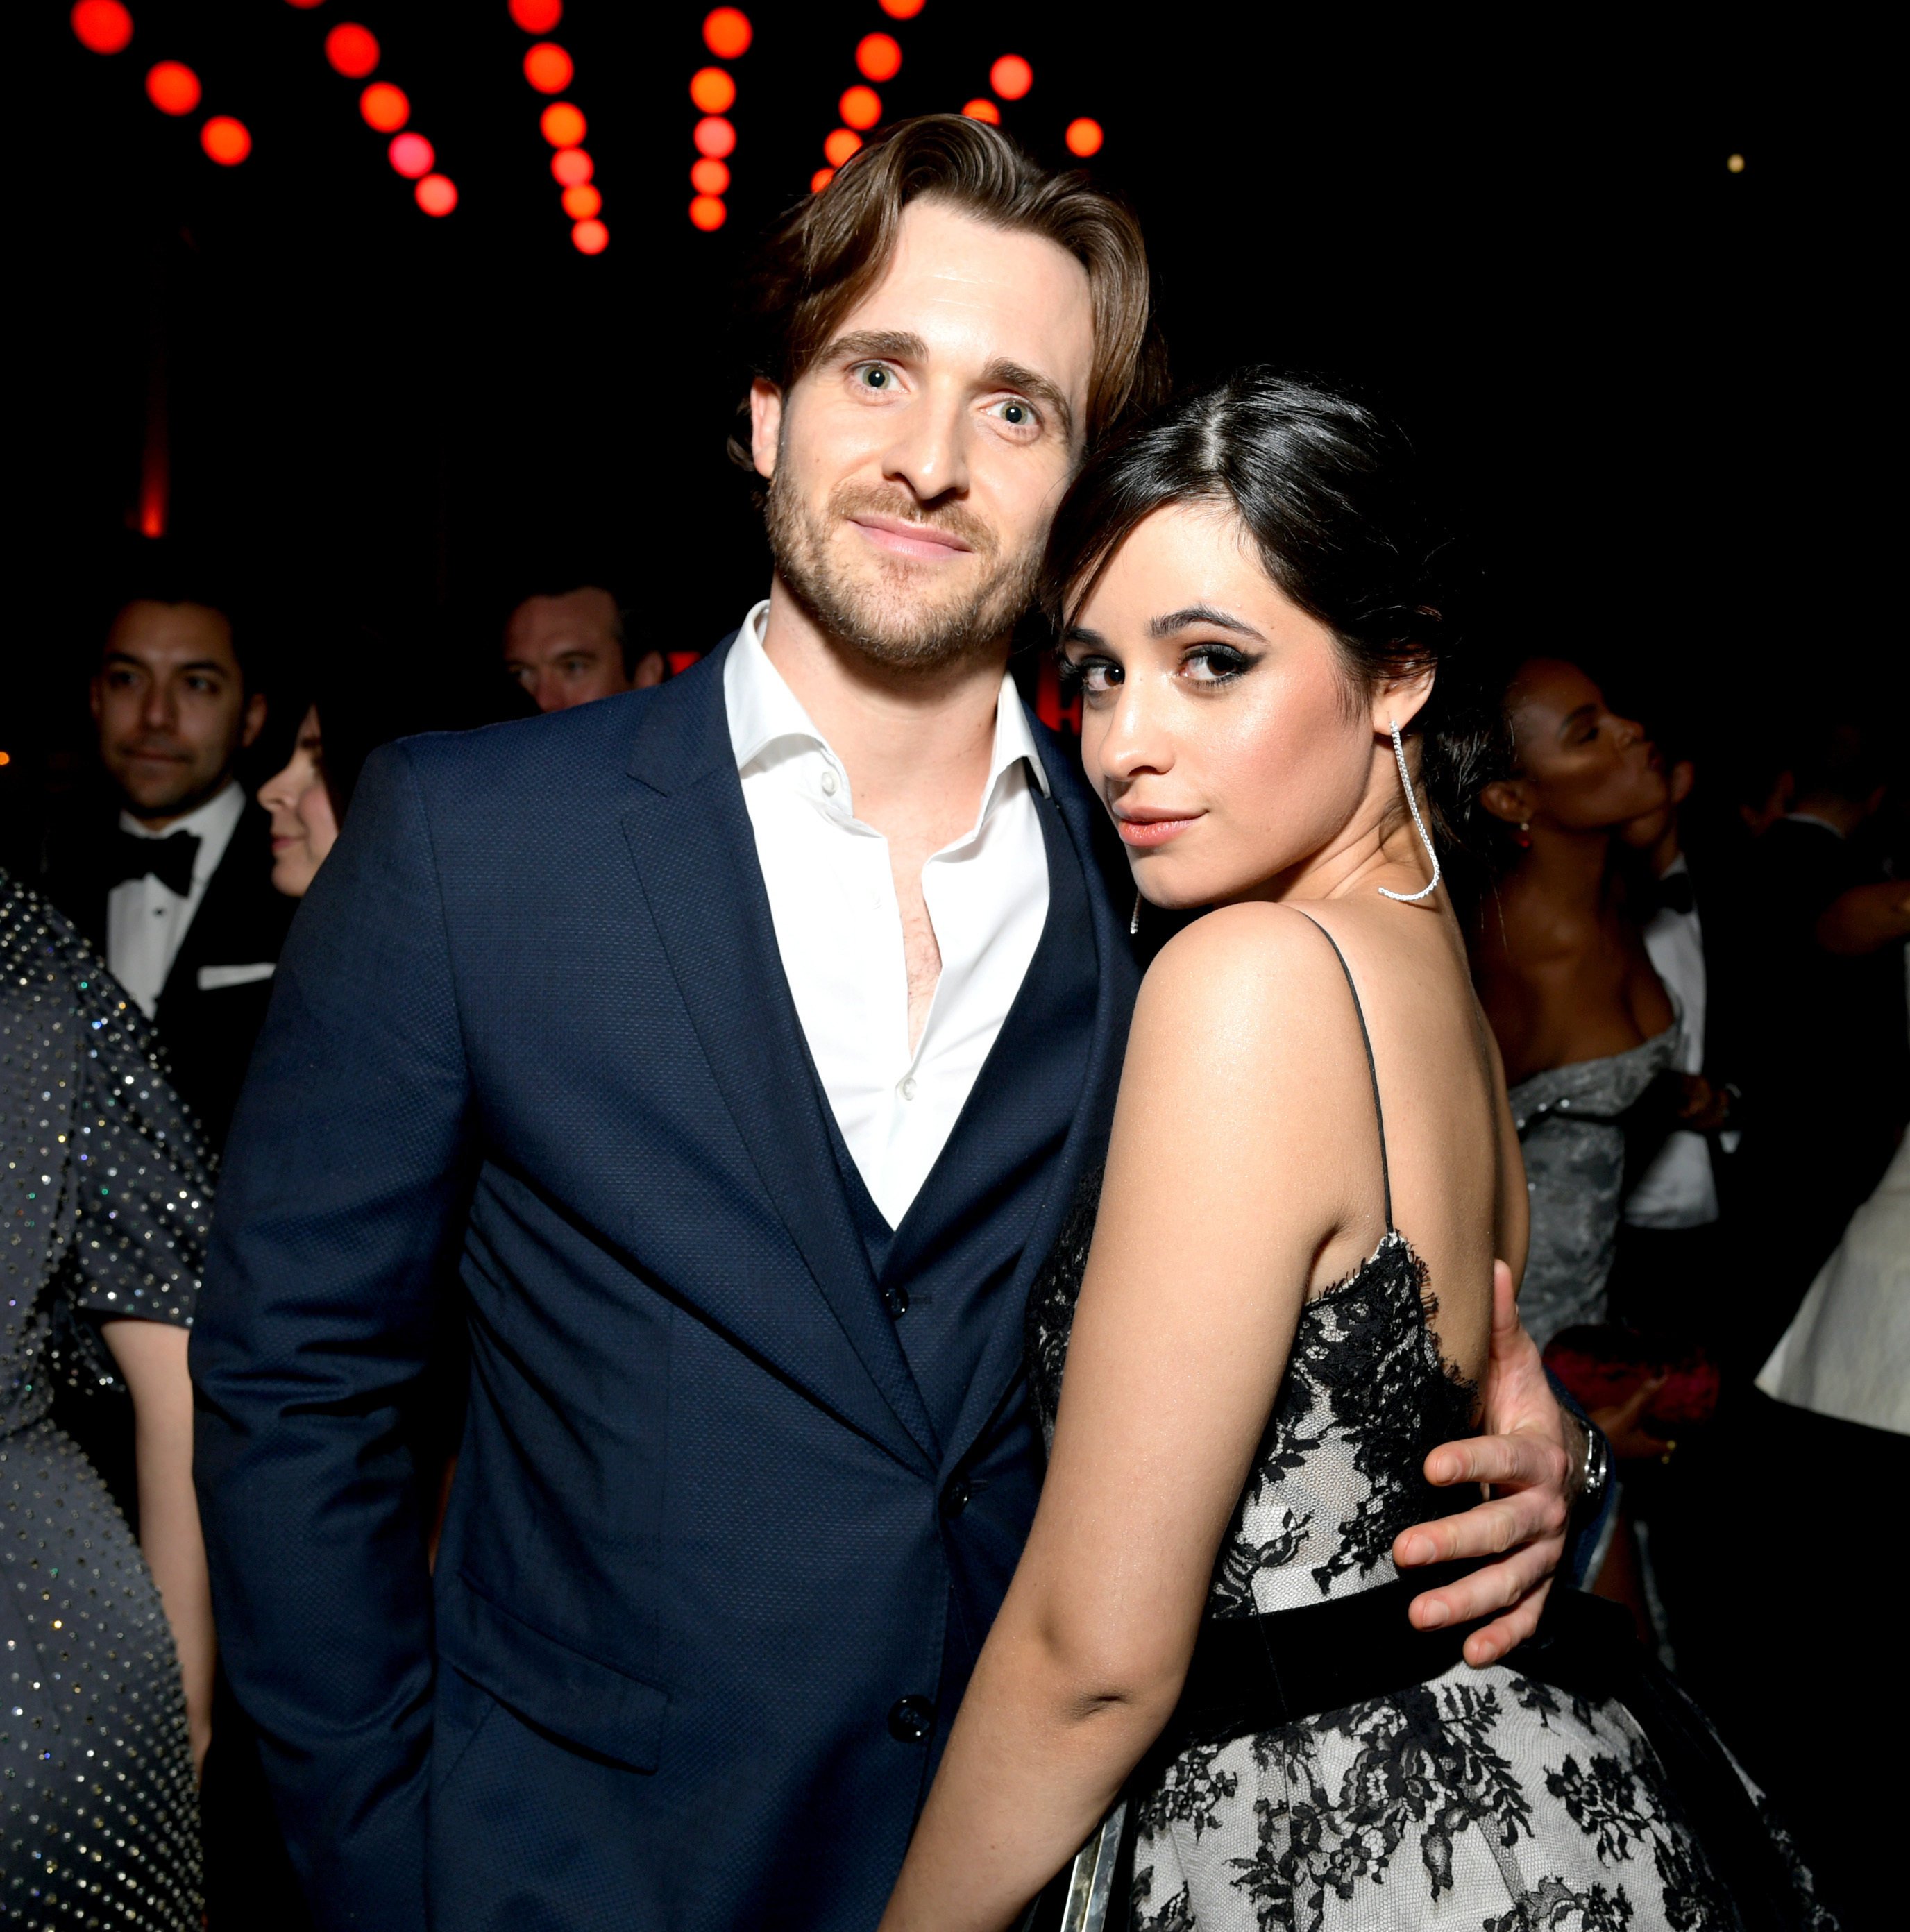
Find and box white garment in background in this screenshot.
[725,603,1051,1228]
[1757,1131,1910,1435]
[1623,854,1720,1229]
[105,780,244,1018]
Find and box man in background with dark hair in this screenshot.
[43,548,293,1148]
[501,577,667,711]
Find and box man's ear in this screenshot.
[241,690,267,750]
[1371,666,1435,736]
[749,379,784,482]
[1668,759,1696,809]
[1480,777,1534,827]
[87,675,103,725]
[632,650,666,690]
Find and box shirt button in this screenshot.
[820,769,839,797]
[888,1695,936,1744]
[899,1075,917,1101]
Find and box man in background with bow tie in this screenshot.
[44,546,294,1149]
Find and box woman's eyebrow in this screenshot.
[1062,625,1108,648]
[1148,604,1265,641]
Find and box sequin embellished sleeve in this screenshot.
[62,955,213,1333]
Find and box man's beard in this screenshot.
[764,474,1042,672]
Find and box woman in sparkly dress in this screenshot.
[1,873,213,1930]
[879,373,1829,1931]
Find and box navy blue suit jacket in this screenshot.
[192,646,1138,1929]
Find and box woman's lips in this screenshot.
[1115,813,1203,848]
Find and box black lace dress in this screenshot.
[1025,926,1832,1932]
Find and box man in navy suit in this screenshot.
[193,117,1591,1930]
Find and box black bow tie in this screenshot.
[1646,870,1697,917]
[110,828,200,897]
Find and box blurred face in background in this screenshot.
[257,705,339,898]
[751,198,1095,672]
[1492,658,1667,836]
[503,587,661,711]
[91,600,264,824]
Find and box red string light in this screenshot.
[877,0,924,15]
[512,7,606,254]
[293,11,451,217]
[324,24,380,79]
[856,34,902,82]
[360,83,409,133]
[840,85,881,131]
[200,115,251,165]
[823,128,861,167]
[388,131,434,178]
[146,61,202,117]
[523,43,573,94]
[1065,117,1104,157]
[70,1,134,56]
[686,14,750,230]
[690,67,736,113]
[961,98,999,124]
[702,9,752,58]
[989,55,1032,101]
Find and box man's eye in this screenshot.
[858,365,893,390]
[991,398,1038,430]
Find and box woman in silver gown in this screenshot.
[879,374,1829,1931]
[1,874,212,1930]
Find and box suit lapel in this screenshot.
[940,738,1137,1472]
[620,654,938,1473]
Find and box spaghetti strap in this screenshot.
[1291,911,1394,1234]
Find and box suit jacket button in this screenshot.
[940,1476,972,1518]
[888,1695,936,1744]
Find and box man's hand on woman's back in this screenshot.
[1392,1260,1580,1666]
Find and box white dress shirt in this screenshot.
[725,602,1051,1228]
[107,779,245,1018]
[1623,853,1720,1230]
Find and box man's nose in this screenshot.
[140,680,178,731]
[879,384,970,505]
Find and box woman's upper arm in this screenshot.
[1012,908,1363,1693]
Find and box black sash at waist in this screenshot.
[1028,1574,1814,1932]
[1150,1561,1480,1764]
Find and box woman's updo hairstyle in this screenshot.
[1042,367,1503,857]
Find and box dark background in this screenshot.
[6,1,1891,863]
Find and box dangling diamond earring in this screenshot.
[1130,889,1142,936]
[1377,719,1442,904]
[1516,820,1532,849]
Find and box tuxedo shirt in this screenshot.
[1625,852,1721,1229]
[725,602,1051,1228]
[107,779,244,1017]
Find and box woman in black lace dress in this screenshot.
[879,374,1829,1932]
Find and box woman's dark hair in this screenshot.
[1042,368,1504,858]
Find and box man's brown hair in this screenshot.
[729,114,1167,476]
